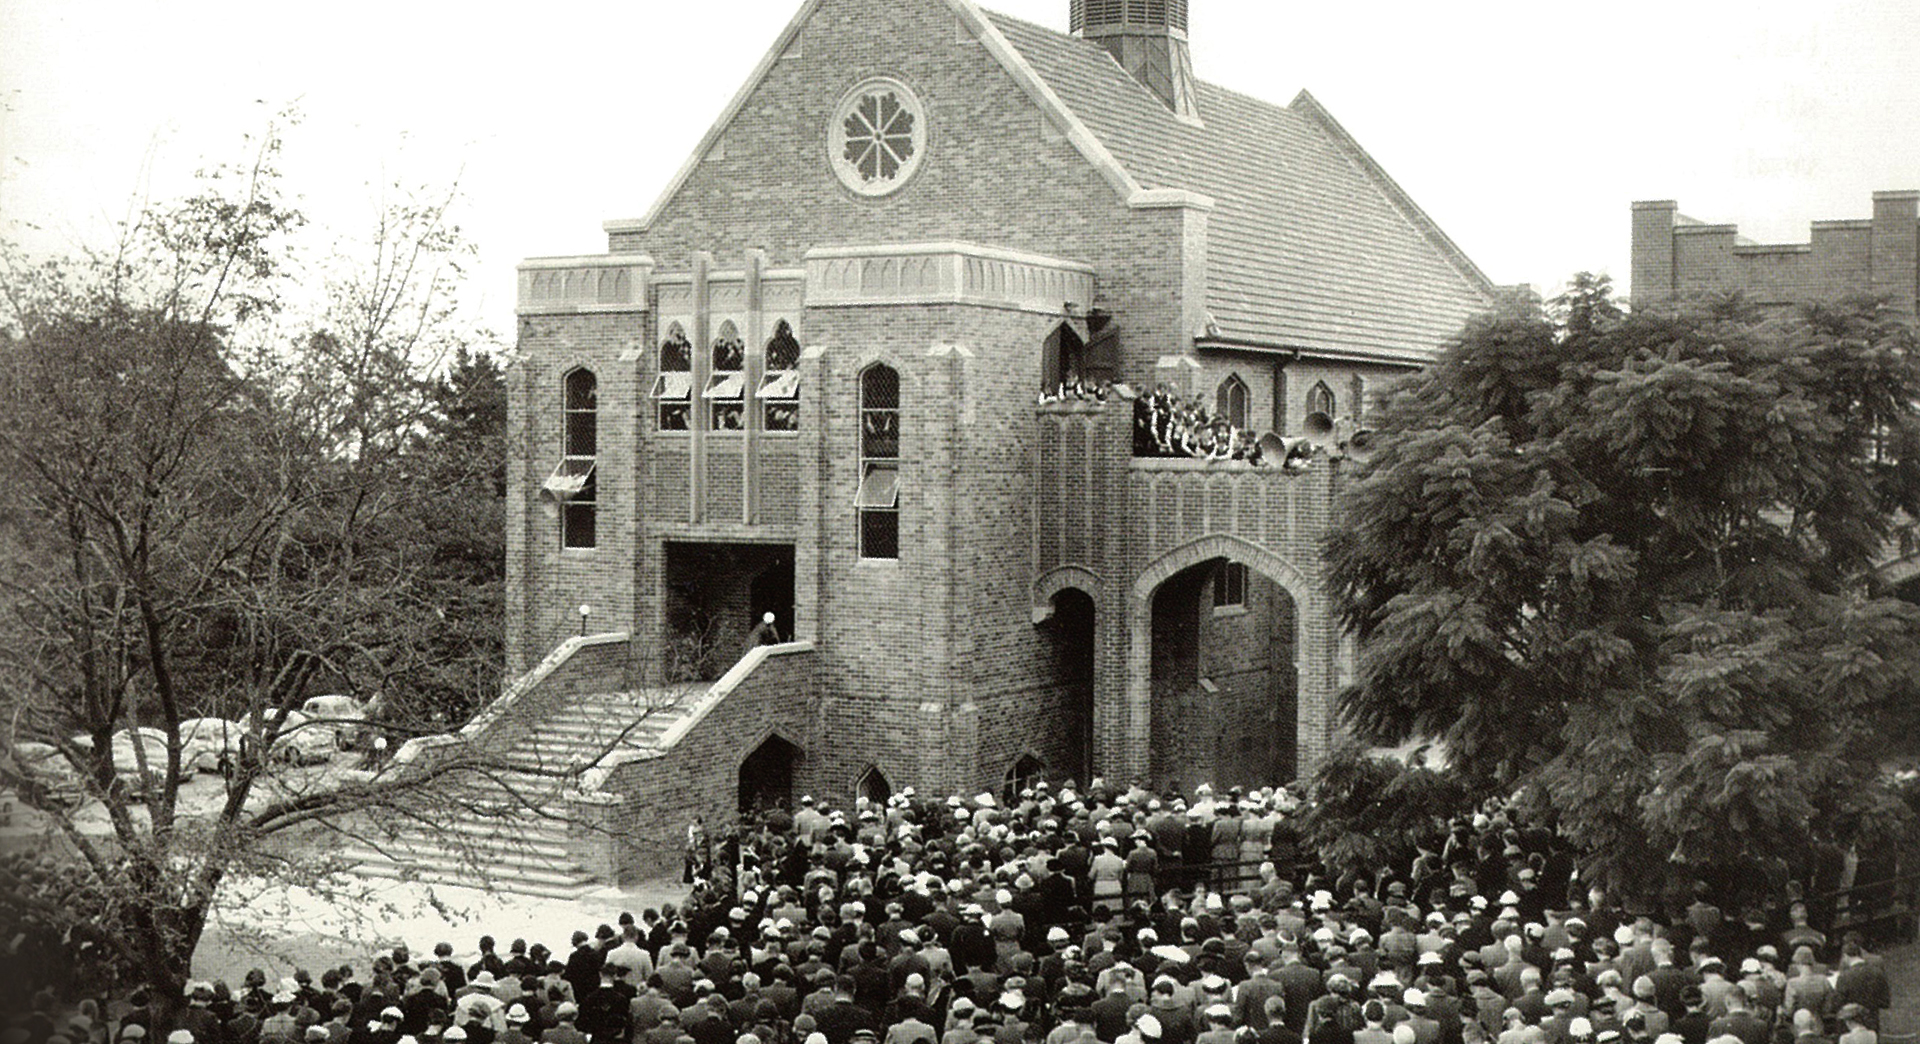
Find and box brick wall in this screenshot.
[505,0,1422,807]
[1631,192,1919,317]
[573,643,819,881]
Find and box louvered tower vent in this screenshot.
[1069,0,1198,119]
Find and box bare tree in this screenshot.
[0,122,558,1013]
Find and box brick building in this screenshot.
[497,0,1494,857]
[1631,191,1919,319]
[1630,191,1920,600]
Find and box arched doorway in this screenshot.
[1131,536,1309,791]
[739,734,802,815]
[855,764,891,805]
[1039,587,1096,784]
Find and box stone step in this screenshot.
[341,848,597,900]
[347,819,587,873]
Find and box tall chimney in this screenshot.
[1071,0,1199,120]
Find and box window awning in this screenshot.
[651,373,693,400]
[541,459,595,502]
[757,370,801,400]
[703,373,746,400]
[856,462,899,509]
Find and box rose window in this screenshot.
[830,78,927,197]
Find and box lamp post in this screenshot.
[578,603,592,636]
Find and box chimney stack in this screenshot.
[1071,0,1199,120]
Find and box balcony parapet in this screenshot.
[805,242,1095,316]
[518,254,654,315]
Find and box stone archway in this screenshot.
[1123,534,1324,787]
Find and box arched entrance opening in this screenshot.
[1039,587,1096,784]
[855,764,892,805]
[1141,543,1301,792]
[739,734,802,815]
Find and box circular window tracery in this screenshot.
[829,78,927,197]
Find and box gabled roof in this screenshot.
[989,10,1494,364]
[609,0,1495,365]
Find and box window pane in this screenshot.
[565,369,597,410]
[565,410,596,457]
[860,510,898,559]
[563,503,596,549]
[712,325,745,371]
[856,463,900,509]
[661,328,692,371]
[862,365,899,410]
[766,321,801,371]
[862,410,899,459]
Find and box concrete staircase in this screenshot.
[340,684,703,899]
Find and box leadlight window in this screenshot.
[653,324,693,431]
[556,367,597,549]
[1217,374,1249,431]
[1306,381,1336,425]
[760,320,801,432]
[706,321,746,431]
[1214,561,1247,609]
[859,364,900,560]
[830,79,928,198]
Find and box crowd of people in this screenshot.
[1130,388,1273,467]
[3,779,1902,1044]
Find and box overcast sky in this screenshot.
[3,0,1917,341]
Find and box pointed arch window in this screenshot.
[759,320,801,432]
[547,367,598,549]
[706,321,746,431]
[652,324,693,431]
[858,364,900,560]
[1305,381,1336,434]
[1216,374,1249,431]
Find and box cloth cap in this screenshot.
[1048,927,1071,943]
[1404,989,1426,1007]
[444,1029,467,1041]
[168,1034,195,1044]
[1205,1005,1231,1020]
[1569,1019,1591,1037]
[1546,989,1576,1007]
[556,1003,579,1018]
[382,1008,405,1020]
[120,1029,147,1041]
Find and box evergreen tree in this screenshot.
[1326,279,1920,906]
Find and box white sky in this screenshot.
[3,0,1917,341]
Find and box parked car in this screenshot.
[268,710,337,766]
[177,717,246,775]
[6,741,85,808]
[300,695,367,749]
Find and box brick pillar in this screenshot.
[1871,191,1919,319]
[1631,200,1679,309]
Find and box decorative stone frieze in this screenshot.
[804,242,1095,315]
[518,255,654,315]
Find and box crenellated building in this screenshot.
[477,0,1495,882]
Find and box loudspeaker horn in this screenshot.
[1337,417,1377,459]
[1302,410,1339,451]
[1258,432,1315,473]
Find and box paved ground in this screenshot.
[193,874,687,985]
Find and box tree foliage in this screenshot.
[1325,275,1920,908]
[0,123,515,1008]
